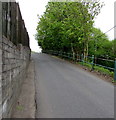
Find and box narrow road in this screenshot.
[32,53,114,118]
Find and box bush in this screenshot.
[94,66,114,77]
[78,62,114,77]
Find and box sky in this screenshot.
[17,0,115,52]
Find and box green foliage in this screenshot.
[88,27,114,58]
[79,62,92,69]
[36,1,116,71]
[94,66,114,77]
[36,1,103,55]
[78,62,114,77]
[112,39,116,58]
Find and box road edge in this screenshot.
[11,60,36,118]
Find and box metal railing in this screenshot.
[43,50,116,82]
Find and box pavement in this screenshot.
[11,60,36,118]
[32,53,114,118]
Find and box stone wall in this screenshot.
[0,1,31,118]
[0,36,31,118]
[0,1,2,119]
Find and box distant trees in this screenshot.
[88,27,115,59]
[36,1,116,60]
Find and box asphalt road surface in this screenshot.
[32,53,114,118]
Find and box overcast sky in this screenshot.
[17,0,115,52]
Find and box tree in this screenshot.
[88,27,116,60]
[36,1,104,59]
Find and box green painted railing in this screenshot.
[43,50,116,82]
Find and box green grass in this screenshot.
[94,66,114,77]
[78,62,114,77]
[78,62,92,69]
[112,80,116,83]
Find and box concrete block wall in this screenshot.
[0,1,2,120]
[1,36,31,118]
[0,43,2,118]
[0,37,2,120]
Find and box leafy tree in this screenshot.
[112,39,116,58]
[36,1,104,59]
[88,27,116,59]
[89,28,110,56]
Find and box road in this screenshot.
[32,53,114,118]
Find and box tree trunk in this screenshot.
[71,43,75,60]
[84,37,88,61]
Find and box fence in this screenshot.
[2,2,30,47]
[43,50,116,82]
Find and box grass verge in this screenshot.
[78,62,114,77]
